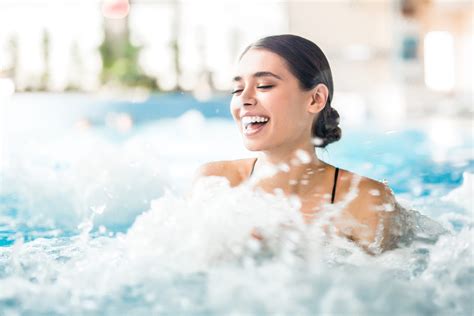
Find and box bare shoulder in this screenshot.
[336,168,396,211]
[194,160,230,178]
[193,158,256,187]
[334,169,398,253]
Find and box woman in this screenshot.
[194,34,399,255]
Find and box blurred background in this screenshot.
[0,0,472,232]
[0,0,472,119]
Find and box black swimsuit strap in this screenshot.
[249,158,257,177]
[331,167,339,204]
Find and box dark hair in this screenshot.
[240,34,341,148]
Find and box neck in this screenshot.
[259,140,321,168]
[251,142,325,195]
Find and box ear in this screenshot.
[307,84,329,114]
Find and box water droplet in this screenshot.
[312,137,323,146]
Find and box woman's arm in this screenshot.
[340,178,400,255]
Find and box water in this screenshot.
[0,93,473,315]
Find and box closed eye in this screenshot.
[231,85,274,95]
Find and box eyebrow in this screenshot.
[232,71,283,82]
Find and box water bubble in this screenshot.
[312,137,324,146]
[288,195,302,209]
[277,163,290,172]
[369,189,380,196]
[383,203,395,212]
[91,204,106,215]
[99,225,107,234]
[295,149,311,164]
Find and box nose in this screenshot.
[240,87,257,107]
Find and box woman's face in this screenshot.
[230,48,315,152]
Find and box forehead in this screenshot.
[233,48,290,79]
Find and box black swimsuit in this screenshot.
[248,158,339,204]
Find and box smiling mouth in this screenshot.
[242,116,269,127]
[243,120,269,136]
[245,121,268,129]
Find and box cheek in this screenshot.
[267,90,298,114]
[270,101,298,122]
[229,100,240,122]
[229,101,240,125]
[270,99,307,131]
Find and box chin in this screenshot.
[243,140,268,152]
[245,146,260,152]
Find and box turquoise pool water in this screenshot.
[0,93,472,315]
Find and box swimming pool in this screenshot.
[0,93,473,315]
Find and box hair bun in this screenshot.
[312,106,342,148]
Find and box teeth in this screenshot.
[242,116,269,129]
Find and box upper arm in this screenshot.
[344,178,399,254]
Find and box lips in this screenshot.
[243,120,269,136]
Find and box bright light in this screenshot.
[102,0,130,19]
[0,78,15,97]
[424,31,455,92]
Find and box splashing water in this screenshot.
[0,174,471,315]
[0,100,473,314]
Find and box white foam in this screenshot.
[0,178,471,315]
[441,172,473,216]
[124,177,305,271]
